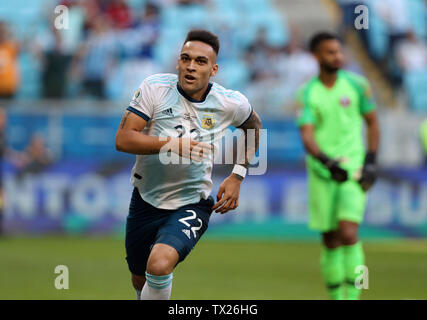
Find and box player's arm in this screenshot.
[296,87,327,163]
[212,111,262,214]
[299,124,322,158]
[299,124,348,182]
[237,110,263,169]
[364,110,379,154]
[357,76,380,191]
[296,84,348,182]
[115,110,167,155]
[115,110,212,159]
[358,110,380,191]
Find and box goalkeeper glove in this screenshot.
[359,151,377,191]
[317,152,348,183]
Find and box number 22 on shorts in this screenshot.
[179,210,202,238]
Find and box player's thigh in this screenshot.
[308,171,339,232]
[336,180,366,224]
[155,196,214,264]
[125,188,169,276]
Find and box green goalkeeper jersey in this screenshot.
[296,70,376,178]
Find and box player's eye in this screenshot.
[196,59,207,65]
[181,56,190,62]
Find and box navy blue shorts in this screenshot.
[125,188,214,276]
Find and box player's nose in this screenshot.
[187,60,196,71]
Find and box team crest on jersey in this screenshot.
[339,96,351,107]
[202,113,215,129]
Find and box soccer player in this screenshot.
[296,32,380,300]
[115,29,262,300]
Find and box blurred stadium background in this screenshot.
[0,0,426,299]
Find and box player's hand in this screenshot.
[358,152,377,191]
[328,160,348,182]
[317,153,348,183]
[212,174,242,214]
[168,137,213,162]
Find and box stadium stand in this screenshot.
[0,0,297,111]
[1,0,426,160]
[336,0,427,112]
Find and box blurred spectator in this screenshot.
[105,0,132,29]
[33,25,72,98]
[75,15,117,99]
[245,28,277,82]
[81,0,103,34]
[107,3,162,100]
[58,0,86,55]
[277,31,318,94]
[374,0,412,54]
[245,27,318,116]
[14,134,53,178]
[395,31,427,73]
[127,2,161,59]
[244,28,279,114]
[0,21,20,99]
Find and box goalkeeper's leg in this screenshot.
[336,182,367,300]
[321,231,345,300]
[339,221,365,300]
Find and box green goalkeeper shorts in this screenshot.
[307,169,367,232]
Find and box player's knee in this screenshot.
[339,228,358,245]
[146,244,179,276]
[146,255,175,276]
[147,260,173,276]
[322,231,341,248]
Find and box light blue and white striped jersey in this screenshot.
[126,73,253,210]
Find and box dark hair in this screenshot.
[184,29,220,55]
[309,32,340,52]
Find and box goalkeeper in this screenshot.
[296,32,380,300]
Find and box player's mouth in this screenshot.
[184,74,197,84]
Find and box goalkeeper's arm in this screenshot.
[299,124,348,183]
[359,111,380,191]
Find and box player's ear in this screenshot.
[211,64,218,77]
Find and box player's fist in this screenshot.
[212,174,242,214]
[317,152,348,183]
[329,162,348,183]
[168,137,213,162]
[358,152,377,191]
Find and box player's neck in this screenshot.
[177,83,212,103]
[189,87,208,101]
[319,70,339,88]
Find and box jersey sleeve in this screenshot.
[126,80,156,121]
[231,93,253,128]
[296,86,315,127]
[345,72,376,115]
[358,78,376,115]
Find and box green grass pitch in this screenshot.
[0,236,426,300]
